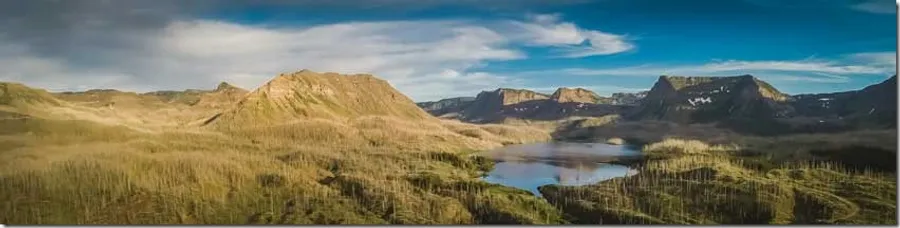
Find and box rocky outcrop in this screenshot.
[457,88,551,123]
[629,75,791,123]
[550,88,602,104]
[416,97,475,118]
[421,87,629,123]
[205,70,433,127]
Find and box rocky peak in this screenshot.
[631,75,791,123]
[215,82,242,92]
[492,88,550,106]
[206,70,431,126]
[550,87,600,103]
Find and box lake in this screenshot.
[479,142,642,196]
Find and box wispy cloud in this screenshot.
[555,54,894,83]
[506,14,635,58]
[851,0,896,14]
[0,16,633,102]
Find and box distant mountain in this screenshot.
[788,75,897,129]
[628,75,791,123]
[550,88,608,104]
[416,97,475,118]
[205,70,433,127]
[457,88,551,123]
[416,87,628,123]
[610,91,648,105]
[192,82,249,109]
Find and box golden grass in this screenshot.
[540,139,897,225]
[0,102,560,224]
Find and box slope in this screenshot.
[629,75,791,123]
[205,70,434,127]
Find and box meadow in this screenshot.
[0,80,895,225]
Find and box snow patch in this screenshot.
[687,97,714,106]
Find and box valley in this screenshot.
[0,71,896,225]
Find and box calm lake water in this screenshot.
[479,142,641,196]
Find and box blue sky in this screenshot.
[0,0,896,101]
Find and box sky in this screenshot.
[0,0,896,102]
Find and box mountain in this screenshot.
[416,97,475,118]
[610,91,648,105]
[788,75,897,128]
[457,88,551,123]
[629,75,791,123]
[422,87,627,123]
[205,70,433,127]
[192,82,249,109]
[550,88,607,104]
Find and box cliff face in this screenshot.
[205,70,433,127]
[416,97,475,117]
[427,87,629,123]
[458,88,551,123]
[629,75,791,123]
[550,88,601,104]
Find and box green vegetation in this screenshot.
[0,72,895,225]
[0,116,568,224]
[540,139,896,225]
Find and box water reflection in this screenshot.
[480,142,641,196]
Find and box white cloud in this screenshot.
[848,52,897,69]
[507,14,634,58]
[559,55,894,83]
[0,14,633,102]
[851,0,896,14]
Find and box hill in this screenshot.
[0,82,62,109]
[191,82,249,109]
[205,70,434,127]
[628,75,791,123]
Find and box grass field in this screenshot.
[0,80,895,225]
[540,138,897,225]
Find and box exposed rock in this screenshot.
[416,97,475,117]
[457,88,550,123]
[550,87,602,104]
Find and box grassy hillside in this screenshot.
[540,139,896,225]
[207,70,433,128]
[0,72,895,225]
[0,74,564,225]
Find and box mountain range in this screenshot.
[418,74,898,134]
